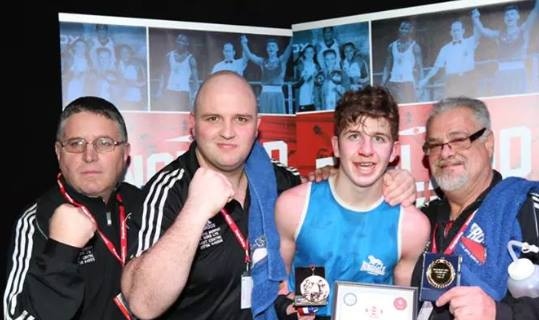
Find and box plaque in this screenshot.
[332,281,417,320]
[420,253,461,301]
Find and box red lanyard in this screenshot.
[431,209,477,255]
[56,173,127,266]
[220,208,250,265]
[113,294,133,320]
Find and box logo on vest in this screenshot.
[360,255,386,276]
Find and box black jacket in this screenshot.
[131,142,301,320]
[411,171,539,320]
[4,178,141,320]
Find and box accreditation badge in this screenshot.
[419,253,461,301]
[294,266,330,307]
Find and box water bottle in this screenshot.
[506,240,539,298]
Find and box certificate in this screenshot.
[332,281,417,320]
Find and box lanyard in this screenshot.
[113,294,133,320]
[220,208,250,265]
[431,209,477,255]
[56,173,127,266]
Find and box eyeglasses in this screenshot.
[58,137,126,154]
[422,128,487,156]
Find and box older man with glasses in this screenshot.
[4,96,141,320]
[411,97,539,320]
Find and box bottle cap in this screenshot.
[508,258,535,281]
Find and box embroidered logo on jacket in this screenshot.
[199,220,223,250]
[360,255,386,276]
[460,222,487,264]
[78,246,96,265]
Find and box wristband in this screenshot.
[296,306,318,315]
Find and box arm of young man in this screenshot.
[522,0,539,34]
[121,167,234,319]
[240,35,264,65]
[393,205,430,286]
[419,46,444,89]
[471,9,500,39]
[381,43,393,86]
[189,55,200,97]
[275,183,315,320]
[413,43,424,85]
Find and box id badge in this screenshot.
[241,274,253,309]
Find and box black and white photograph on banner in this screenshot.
[148,28,204,112]
[239,34,294,114]
[372,0,538,103]
[205,33,249,76]
[59,22,148,110]
[372,17,425,104]
[470,0,538,97]
[148,28,293,113]
[292,22,370,112]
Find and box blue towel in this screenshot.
[245,141,287,320]
[457,177,539,300]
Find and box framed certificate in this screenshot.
[332,281,417,320]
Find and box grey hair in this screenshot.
[426,96,491,132]
[57,96,128,142]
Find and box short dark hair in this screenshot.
[57,96,128,142]
[505,4,519,12]
[334,85,399,140]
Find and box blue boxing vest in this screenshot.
[289,180,402,316]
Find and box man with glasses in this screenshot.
[4,96,141,320]
[411,97,539,320]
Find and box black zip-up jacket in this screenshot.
[4,178,141,320]
[132,142,301,319]
[411,170,539,320]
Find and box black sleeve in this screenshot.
[272,162,302,194]
[494,194,539,319]
[496,296,539,320]
[129,166,190,258]
[3,204,86,320]
[118,183,143,261]
[517,195,539,264]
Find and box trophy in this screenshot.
[294,266,330,307]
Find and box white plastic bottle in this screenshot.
[507,258,539,298]
[506,240,539,298]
